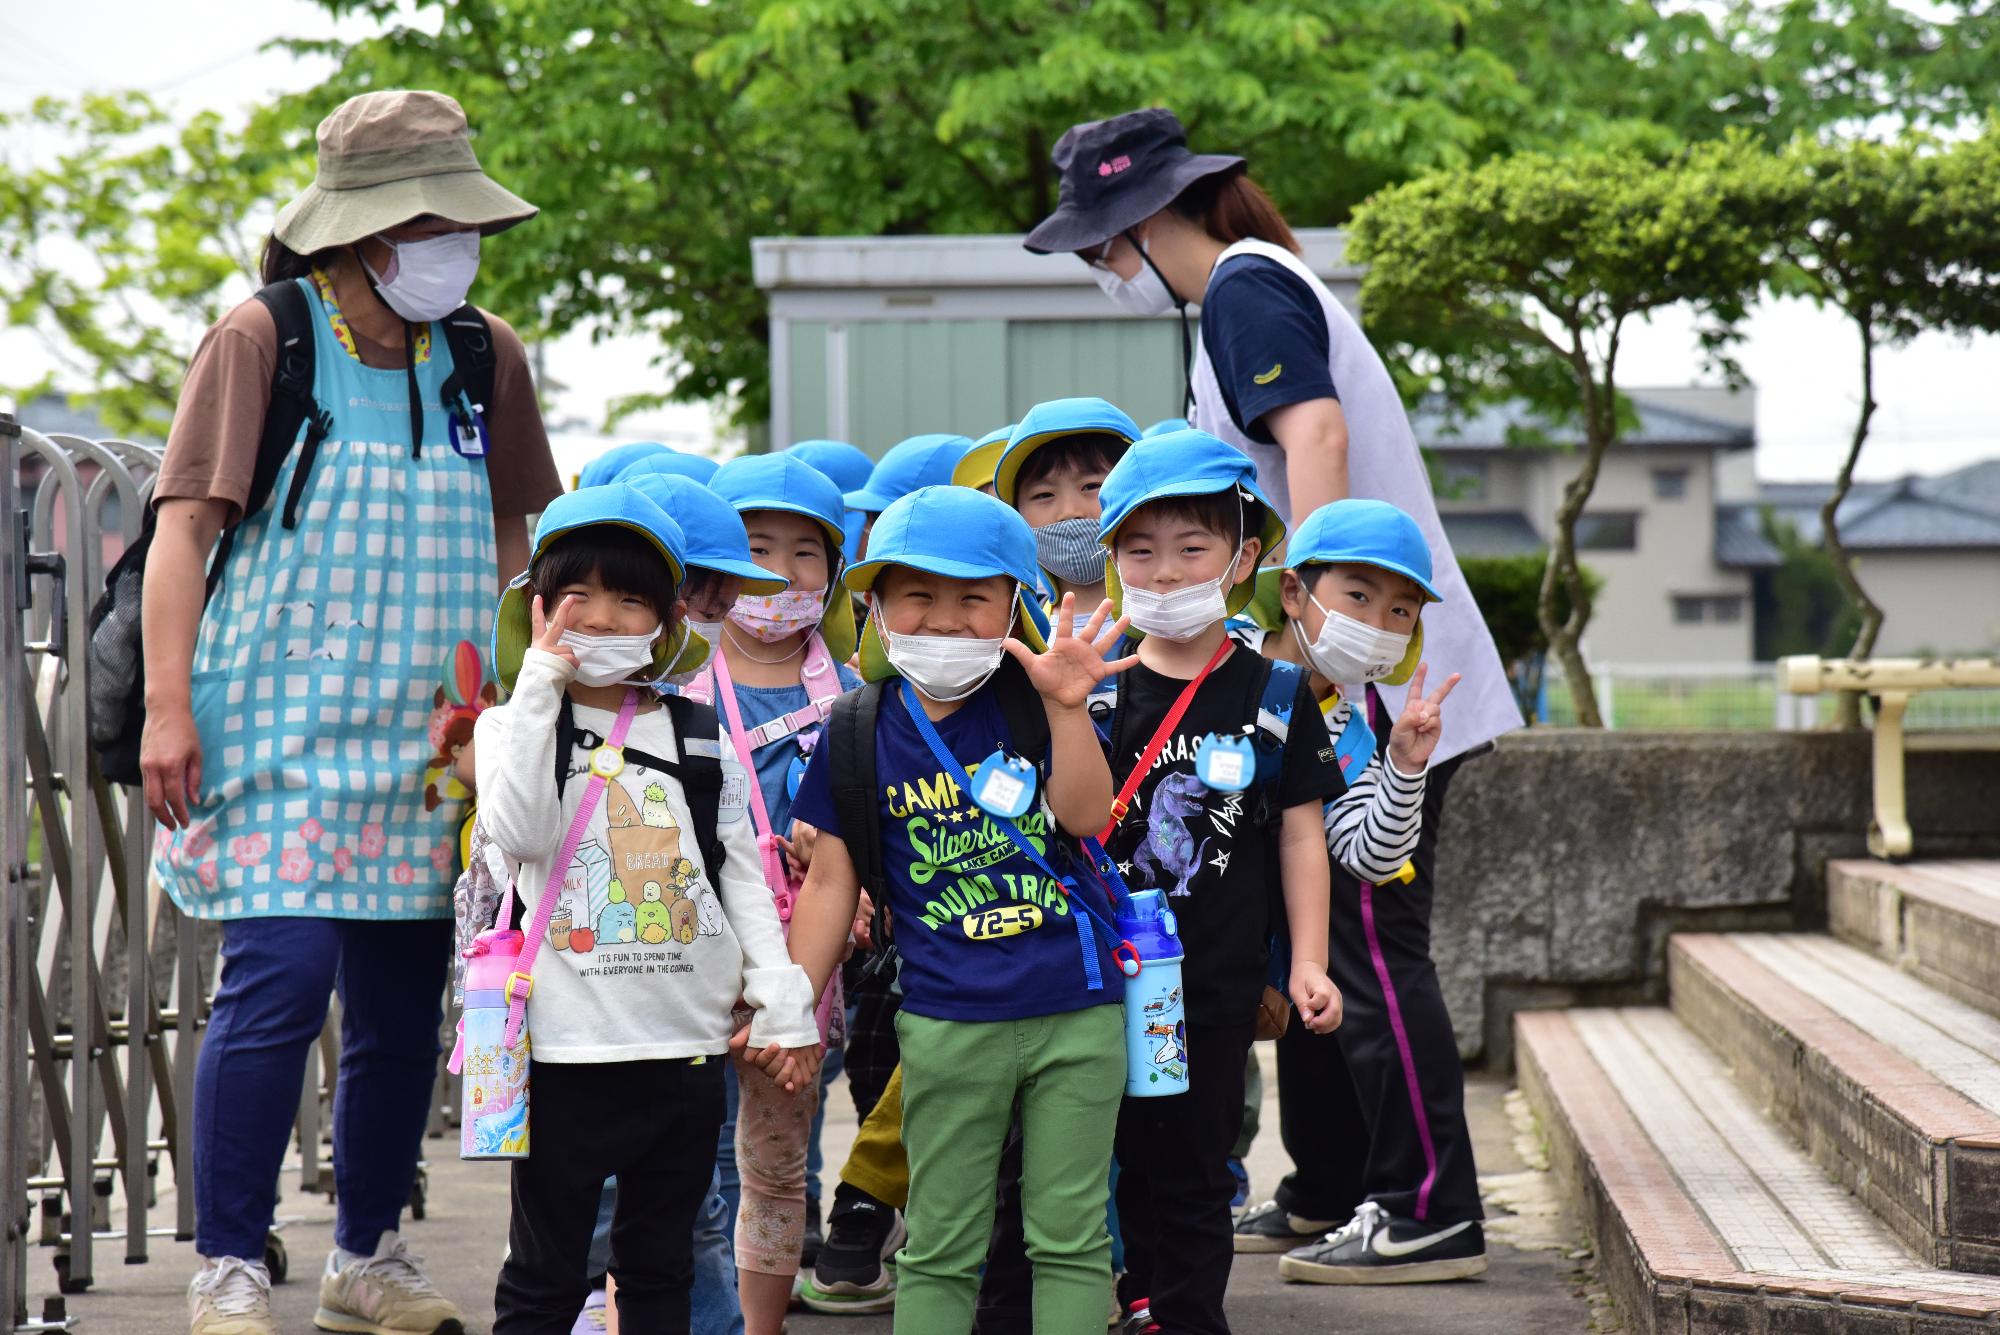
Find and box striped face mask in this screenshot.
[1033,516,1107,587]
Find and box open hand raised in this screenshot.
[1003,594,1138,710]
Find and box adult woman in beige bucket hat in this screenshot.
[141,89,560,1335]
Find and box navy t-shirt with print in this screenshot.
[1202,255,1340,446]
[790,680,1125,1023]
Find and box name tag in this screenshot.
[718,759,749,824]
[1196,732,1255,793]
[452,406,489,459]
[970,749,1036,820]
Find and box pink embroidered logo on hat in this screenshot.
[1098,154,1133,177]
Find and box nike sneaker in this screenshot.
[1278,1202,1487,1284]
[1232,1199,1341,1254]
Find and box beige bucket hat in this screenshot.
[274,90,537,253]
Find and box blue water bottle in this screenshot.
[1117,889,1189,1097]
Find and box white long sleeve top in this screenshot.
[474,650,818,1062]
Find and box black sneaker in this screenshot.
[801,1195,825,1272]
[800,1186,905,1315]
[1278,1203,1487,1284]
[1232,1199,1341,1254]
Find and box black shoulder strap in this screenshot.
[663,693,727,883]
[438,305,497,432]
[992,658,1051,766]
[829,682,885,900]
[247,280,329,525]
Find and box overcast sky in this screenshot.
[5,0,1995,484]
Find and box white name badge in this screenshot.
[1195,733,1255,793]
[970,749,1037,820]
[452,408,489,459]
[718,758,750,824]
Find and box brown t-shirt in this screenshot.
[155,291,562,523]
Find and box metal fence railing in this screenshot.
[1,418,454,1330]
[1537,660,2000,731]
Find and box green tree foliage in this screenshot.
[0,94,303,437]
[1752,511,1860,661]
[1758,131,2000,723]
[1349,140,1786,726]
[1460,550,1601,724]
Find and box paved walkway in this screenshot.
[24,1070,1594,1333]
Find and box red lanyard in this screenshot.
[1098,638,1234,842]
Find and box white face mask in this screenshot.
[361,231,481,323]
[559,627,662,687]
[1292,598,1412,686]
[881,625,1009,703]
[684,616,725,656]
[1091,234,1177,317]
[1118,523,1245,642]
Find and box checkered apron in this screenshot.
[153,277,497,920]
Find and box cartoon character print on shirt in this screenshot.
[893,761,1073,944]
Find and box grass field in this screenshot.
[1542,675,2000,730]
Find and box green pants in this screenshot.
[894,1004,1126,1335]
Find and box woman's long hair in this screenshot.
[259,234,343,286]
[1170,168,1301,255]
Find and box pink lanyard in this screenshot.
[499,688,640,1049]
[708,635,839,921]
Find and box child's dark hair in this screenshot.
[529,526,682,624]
[1121,488,1263,547]
[1014,432,1131,497]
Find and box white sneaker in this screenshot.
[314,1230,467,1334]
[189,1256,276,1335]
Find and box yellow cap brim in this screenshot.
[493,578,710,695]
[951,439,1007,491]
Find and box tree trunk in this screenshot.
[1825,320,1883,728]
[1538,337,1616,727]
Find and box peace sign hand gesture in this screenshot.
[1387,663,1460,773]
[1004,594,1139,711]
[531,594,581,669]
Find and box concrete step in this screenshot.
[1671,933,2000,1274]
[1830,858,2000,1018]
[1516,1007,2000,1333]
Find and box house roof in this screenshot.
[1412,387,1756,454]
[1716,460,2000,567]
[1440,511,1545,558]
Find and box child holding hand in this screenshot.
[785,485,1137,1335]
[474,485,820,1334]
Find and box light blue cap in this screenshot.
[843,485,1051,680]
[711,453,857,660]
[494,483,706,691]
[1287,499,1442,602]
[784,439,876,494]
[1096,429,1286,619]
[1142,417,1189,438]
[616,448,721,486]
[577,441,674,489]
[624,472,787,595]
[843,433,976,513]
[994,397,1140,506]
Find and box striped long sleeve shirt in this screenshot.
[1321,695,1428,882]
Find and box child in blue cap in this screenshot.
[1227,499,1484,1286]
[689,453,864,1334]
[993,397,1142,630]
[843,433,977,549]
[1093,429,1345,1335]
[951,424,1016,496]
[473,484,820,1332]
[784,485,1136,1335]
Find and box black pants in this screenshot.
[1116,1021,1255,1335]
[1277,746,1481,1227]
[842,952,902,1120]
[493,1057,726,1334]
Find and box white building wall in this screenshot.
[1847,552,2000,656]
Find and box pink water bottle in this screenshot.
[450,927,531,1159]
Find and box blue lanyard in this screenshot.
[898,680,1129,990]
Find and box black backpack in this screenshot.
[86,280,498,786]
[552,693,728,886]
[826,658,1052,970]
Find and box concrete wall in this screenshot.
[1431,729,2000,1065]
[1846,550,2000,656]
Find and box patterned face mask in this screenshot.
[727,587,828,643]
[1033,516,1107,587]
